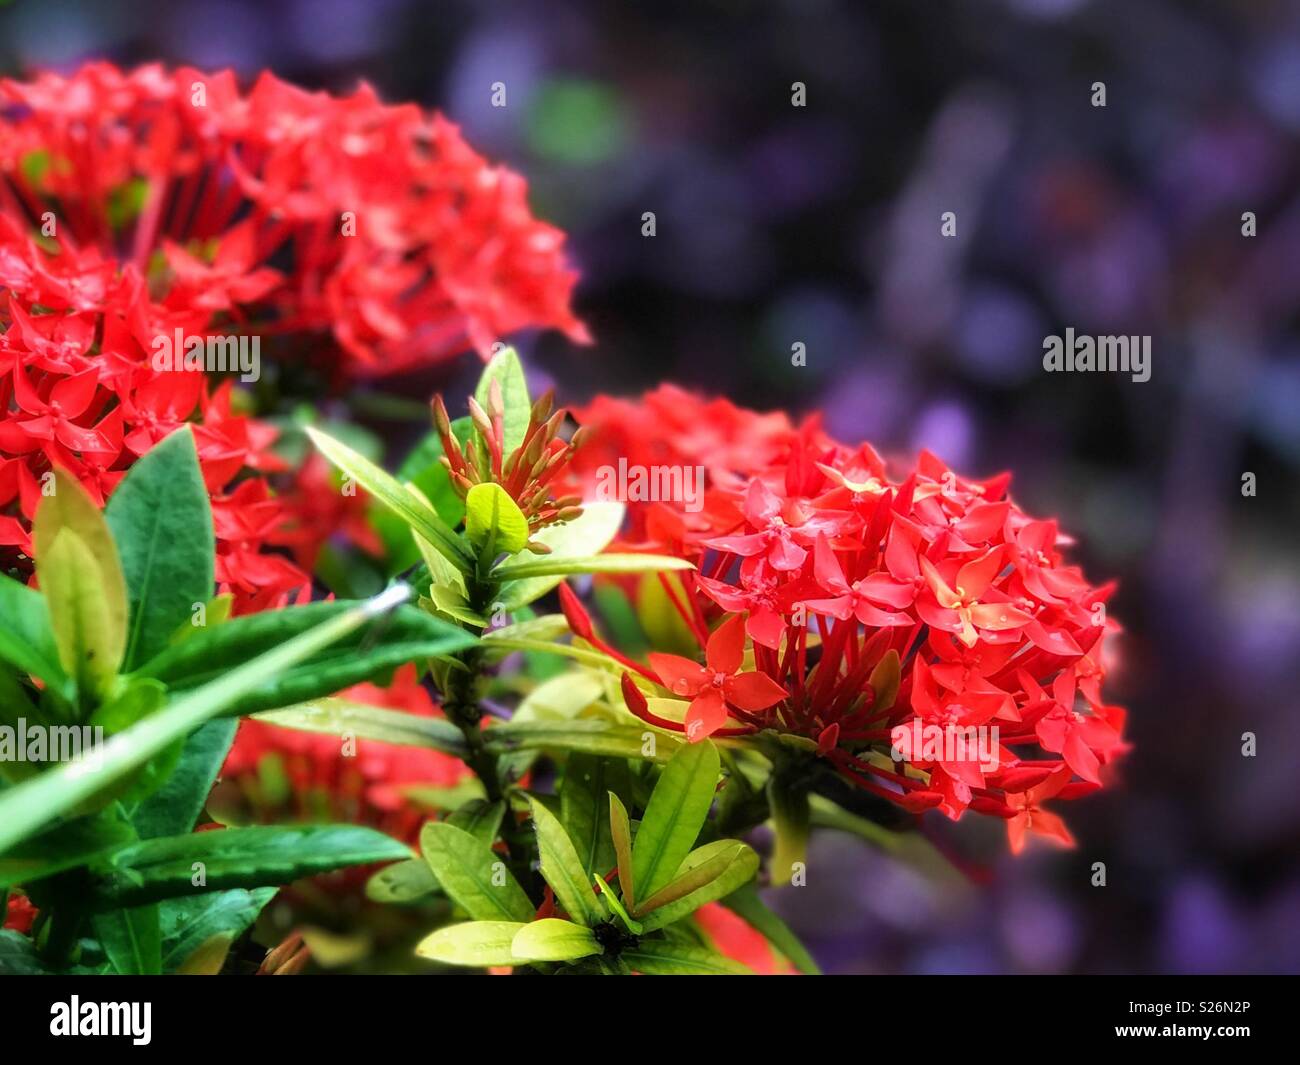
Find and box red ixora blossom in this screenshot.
[0,61,588,377]
[563,388,1131,854]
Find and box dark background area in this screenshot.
[3,0,1298,973]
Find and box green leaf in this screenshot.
[306,426,473,571]
[593,872,641,934]
[638,842,759,932]
[446,799,507,846]
[416,921,528,968]
[636,839,753,916]
[89,824,412,906]
[561,754,624,877]
[632,740,720,901]
[465,483,530,559]
[34,470,128,698]
[493,553,693,582]
[254,700,468,758]
[106,427,214,671]
[93,903,162,975]
[719,883,821,975]
[494,501,626,610]
[366,858,439,904]
[419,822,533,922]
[159,888,276,973]
[621,940,752,975]
[475,346,531,453]
[527,797,603,926]
[39,529,124,700]
[485,720,683,763]
[0,929,55,974]
[510,918,602,963]
[0,813,137,892]
[0,586,417,854]
[135,599,476,716]
[125,719,238,839]
[608,792,636,910]
[0,574,69,696]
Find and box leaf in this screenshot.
[527,798,603,926]
[0,813,137,892]
[485,720,683,763]
[0,586,416,855]
[593,872,641,934]
[93,903,162,975]
[475,346,531,453]
[366,858,439,904]
[39,529,124,700]
[636,839,752,916]
[416,921,528,968]
[419,822,533,922]
[89,824,412,907]
[465,482,530,559]
[0,574,69,696]
[637,842,759,932]
[159,888,276,973]
[125,718,239,839]
[621,940,753,975]
[135,599,476,717]
[0,929,55,974]
[494,501,626,609]
[106,427,214,671]
[254,701,468,758]
[631,740,720,901]
[719,883,821,975]
[561,754,624,876]
[446,799,507,846]
[493,553,693,582]
[306,426,473,572]
[510,918,602,963]
[608,792,636,910]
[34,470,127,698]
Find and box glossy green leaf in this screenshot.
[446,799,507,846]
[0,813,137,892]
[475,347,531,453]
[485,720,683,763]
[593,872,641,934]
[106,427,214,670]
[527,798,603,926]
[608,792,636,911]
[494,553,693,582]
[125,718,238,839]
[254,700,468,758]
[159,888,276,973]
[416,920,528,968]
[0,586,416,854]
[510,918,602,963]
[93,903,161,975]
[419,822,533,922]
[636,839,752,916]
[561,754,624,876]
[0,574,68,696]
[632,740,720,901]
[90,824,412,906]
[366,858,439,904]
[622,940,752,975]
[638,841,759,932]
[493,501,625,609]
[465,483,530,559]
[306,426,473,571]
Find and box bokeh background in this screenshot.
[4,0,1298,974]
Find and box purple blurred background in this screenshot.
[5,0,1298,973]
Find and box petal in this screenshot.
[812,534,849,594]
[50,368,100,418]
[968,603,1032,631]
[857,573,914,609]
[725,670,787,711]
[767,536,806,571]
[648,653,707,698]
[706,613,747,674]
[685,689,728,742]
[955,546,1004,599]
[746,607,786,651]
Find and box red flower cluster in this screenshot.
[0,62,588,376]
[565,388,1130,853]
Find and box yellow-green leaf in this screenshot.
[510,918,602,963]
[416,921,528,967]
[465,483,530,558]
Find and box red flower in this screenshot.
[646,614,787,741]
